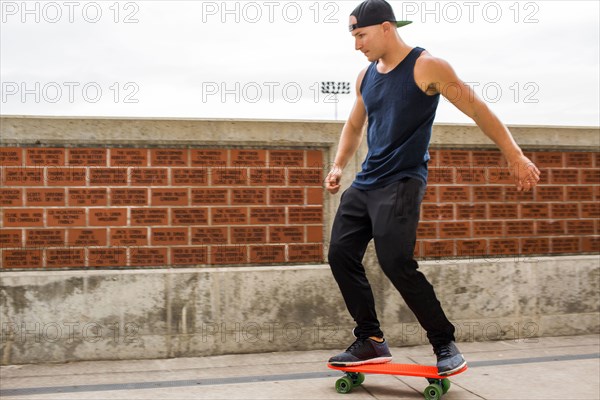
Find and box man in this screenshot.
[326,0,541,375]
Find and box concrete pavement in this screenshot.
[1,335,598,400]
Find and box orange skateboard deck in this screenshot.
[327,362,467,400]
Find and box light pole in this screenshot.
[321,81,351,120]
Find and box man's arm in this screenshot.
[325,68,368,194]
[416,55,541,192]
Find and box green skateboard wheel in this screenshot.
[335,376,353,394]
[424,383,443,400]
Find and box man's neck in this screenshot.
[377,39,412,74]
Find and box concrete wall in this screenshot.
[0,116,598,364]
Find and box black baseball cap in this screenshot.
[349,0,412,32]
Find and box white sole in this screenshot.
[329,357,393,367]
[438,360,467,376]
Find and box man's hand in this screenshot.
[325,165,343,194]
[508,154,541,192]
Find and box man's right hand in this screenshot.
[325,165,343,194]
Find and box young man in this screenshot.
[326,0,541,375]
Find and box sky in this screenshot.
[1,0,599,127]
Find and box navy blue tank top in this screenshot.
[352,47,440,190]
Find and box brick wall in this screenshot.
[0,147,325,268]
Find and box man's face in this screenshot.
[350,16,384,62]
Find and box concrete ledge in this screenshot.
[1,255,598,365]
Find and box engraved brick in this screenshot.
[88,248,127,268]
[26,148,65,166]
[473,221,503,237]
[250,245,285,263]
[47,209,86,227]
[456,204,486,220]
[191,227,228,244]
[130,247,168,267]
[550,237,580,254]
[489,239,519,255]
[151,149,188,166]
[565,152,593,167]
[250,207,285,224]
[2,167,44,186]
[172,208,208,225]
[151,189,189,206]
[131,208,168,226]
[581,169,600,184]
[2,249,43,268]
[581,237,600,253]
[0,189,23,206]
[506,220,535,236]
[250,168,286,185]
[111,188,148,206]
[172,168,208,186]
[0,147,23,166]
[473,187,502,202]
[171,247,208,265]
[191,149,227,167]
[421,204,453,220]
[456,239,487,257]
[232,226,266,244]
[581,203,600,218]
[110,228,148,246]
[520,238,550,254]
[439,222,471,238]
[211,245,247,264]
[550,169,578,184]
[489,204,518,219]
[212,207,248,225]
[535,186,564,202]
[306,226,323,243]
[288,169,323,186]
[456,167,486,184]
[130,168,169,186]
[520,203,549,219]
[428,167,455,184]
[67,229,107,246]
[212,168,248,185]
[439,186,470,202]
[487,167,513,185]
[422,186,437,203]
[288,244,323,262]
[46,248,85,268]
[567,220,594,235]
[472,150,504,166]
[231,149,266,167]
[47,167,87,186]
[68,188,108,206]
[504,187,535,202]
[0,229,22,248]
[306,150,323,168]
[551,203,579,219]
[306,188,323,205]
[595,153,600,168]
[191,189,228,205]
[151,228,188,245]
[89,168,127,186]
[566,186,593,201]
[26,229,65,246]
[417,222,437,239]
[536,221,566,236]
[289,207,322,224]
[270,188,304,204]
[232,188,266,205]
[534,152,563,168]
[68,148,107,166]
[110,148,147,166]
[439,150,470,166]
[422,241,454,258]
[269,226,303,243]
[4,209,44,227]
[89,208,127,226]
[269,150,304,167]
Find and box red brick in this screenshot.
[88,248,127,268]
[131,168,169,186]
[288,169,323,186]
[456,167,486,184]
[520,203,549,219]
[473,221,503,237]
[232,188,267,205]
[46,248,85,268]
[191,149,227,167]
[289,207,322,224]
[473,187,502,202]
[191,189,228,205]
[428,150,439,167]
[306,226,323,243]
[306,188,323,205]
[269,226,303,243]
[130,208,168,226]
[250,168,286,186]
[504,187,535,202]
[67,229,107,246]
[26,148,65,166]
[231,150,266,167]
[110,228,148,246]
[3,209,44,227]
[110,188,148,206]
[151,189,189,206]
[68,148,107,166]
[550,169,578,184]
[288,243,323,262]
[110,148,148,166]
[130,247,168,267]
[581,169,600,184]
[47,208,86,227]
[191,227,228,245]
[567,220,594,235]
[472,150,504,166]
[565,152,593,167]
[232,226,267,244]
[489,204,518,219]
[417,222,437,239]
[211,245,247,264]
[422,241,454,258]
[534,152,563,168]
[439,222,471,238]
[421,204,454,220]
[535,186,564,202]
[269,150,304,167]
[439,186,470,202]
[595,185,600,201]
[456,239,487,257]
[171,247,208,265]
[551,203,579,219]
[428,167,455,184]
[250,245,285,263]
[536,221,566,236]
[172,168,208,186]
[581,237,600,253]
[172,208,208,225]
[520,238,550,254]
[439,150,470,167]
[456,204,486,220]
[151,228,188,245]
[89,208,127,226]
[25,229,65,247]
[250,207,285,224]
[2,167,44,186]
[2,249,43,268]
[0,229,22,248]
[212,207,248,225]
[306,150,323,168]
[581,203,600,218]
[212,168,248,186]
[0,189,23,206]
[550,237,580,254]
[270,188,304,205]
[489,239,519,255]
[422,186,437,203]
[487,167,513,185]
[68,188,108,207]
[150,149,188,166]
[89,168,127,186]
[506,220,535,236]
[566,186,593,201]
[0,147,23,166]
[47,167,87,186]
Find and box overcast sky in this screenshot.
[1,0,599,126]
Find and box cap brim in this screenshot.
[396,21,412,28]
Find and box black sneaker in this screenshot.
[328,338,393,367]
[434,341,467,375]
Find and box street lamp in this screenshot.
[321,81,351,120]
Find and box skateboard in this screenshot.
[327,362,467,400]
